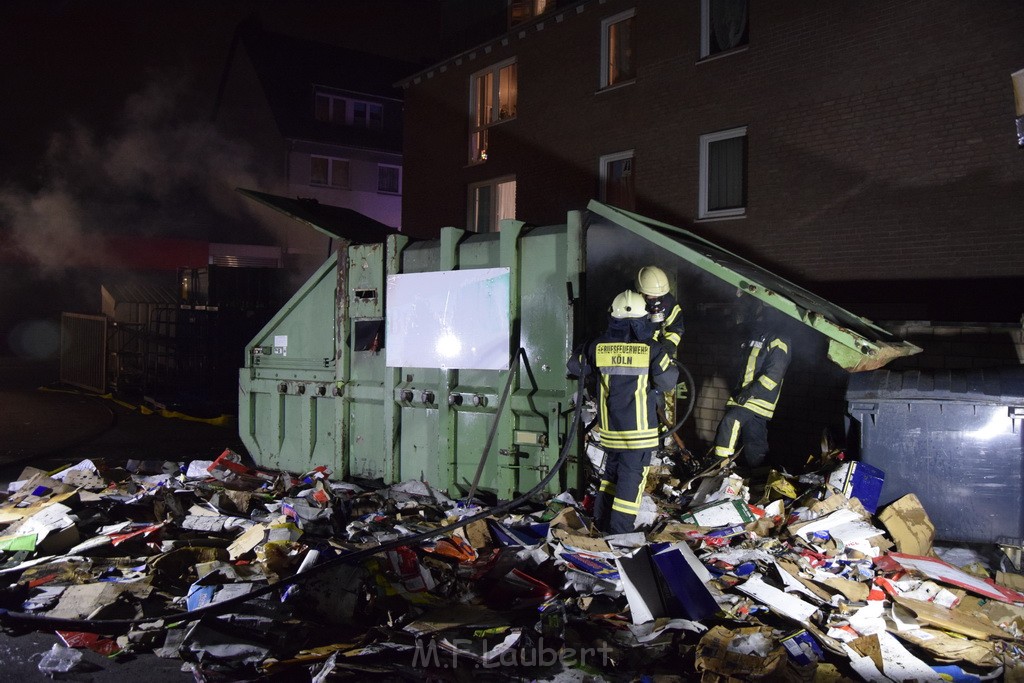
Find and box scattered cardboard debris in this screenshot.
[0,447,1016,681]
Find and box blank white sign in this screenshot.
[385,268,510,370]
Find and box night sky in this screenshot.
[0,0,444,357]
[0,0,440,189]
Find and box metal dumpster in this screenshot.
[239,217,585,501]
[239,198,919,499]
[847,367,1024,545]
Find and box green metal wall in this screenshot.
[240,214,585,500]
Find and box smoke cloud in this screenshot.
[0,76,270,276]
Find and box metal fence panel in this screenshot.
[60,313,106,393]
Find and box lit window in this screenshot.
[469,59,517,163]
[310,155,350,189]
[599,150,635,211]
[601,9,635,89]
[509,0,551,28]
[314,91,383,130]
[468,177,516,232]
[377,164,401,194]
[700,0,748,59]
[699,126,747,219]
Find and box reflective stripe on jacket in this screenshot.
[581,334,677,451]
[726,333,791,419]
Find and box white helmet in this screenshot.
[610,290,648,319]
[636,266,670,297]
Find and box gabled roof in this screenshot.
[237,189,398,243]
[230,19,422,152]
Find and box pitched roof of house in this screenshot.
[228,18,422,152]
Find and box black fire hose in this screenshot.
[0,377,587,635]
[661,362,696,438]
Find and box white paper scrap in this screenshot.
[873,631,943,681]
[736,573,819,622]
[50,459,99,481]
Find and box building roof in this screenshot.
[236,188,398,243]
[230,19,422,152]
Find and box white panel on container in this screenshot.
[385,268,510,370]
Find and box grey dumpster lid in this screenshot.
[847,366,1024,404]
[587,200,922,372]
[237,188,397,243]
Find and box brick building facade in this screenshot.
[401,0,1024,322]
[398,0,1024,465]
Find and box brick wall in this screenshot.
[402,0,1024,317]
[670,276,851,473]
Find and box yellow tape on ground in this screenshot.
[37,386,232,426]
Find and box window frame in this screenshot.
[600,8,636,90]
[467,175,516,233]
[377,164,402,195]
[314,91,383,130]
[315,93,346,125]
[698,126,747,220]
[700,0,749,60]
[310,154,351,189]
[352,100,384,130]
[599,149,636,210]
[468,58,518,164]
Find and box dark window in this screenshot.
[378,165,401,194]
[703,0,748,58]
[705,133,747,213]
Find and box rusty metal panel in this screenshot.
[60,313,106,393]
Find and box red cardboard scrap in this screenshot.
[207,449,278,491]
[57,630,122,657]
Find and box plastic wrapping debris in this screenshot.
[37,642,84,675]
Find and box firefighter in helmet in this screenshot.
[636,266,684,358]
[710,304,792,470]
[636,265,687,438]
[567,290,678,534]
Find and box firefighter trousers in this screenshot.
[713,406,769,468]
[594,448,652,535]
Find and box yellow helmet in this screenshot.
[610,290,648,319]
[636,266,670,297]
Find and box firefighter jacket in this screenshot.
[725,331,791,419]
[568,318,679,451]
[652,292,684,357]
